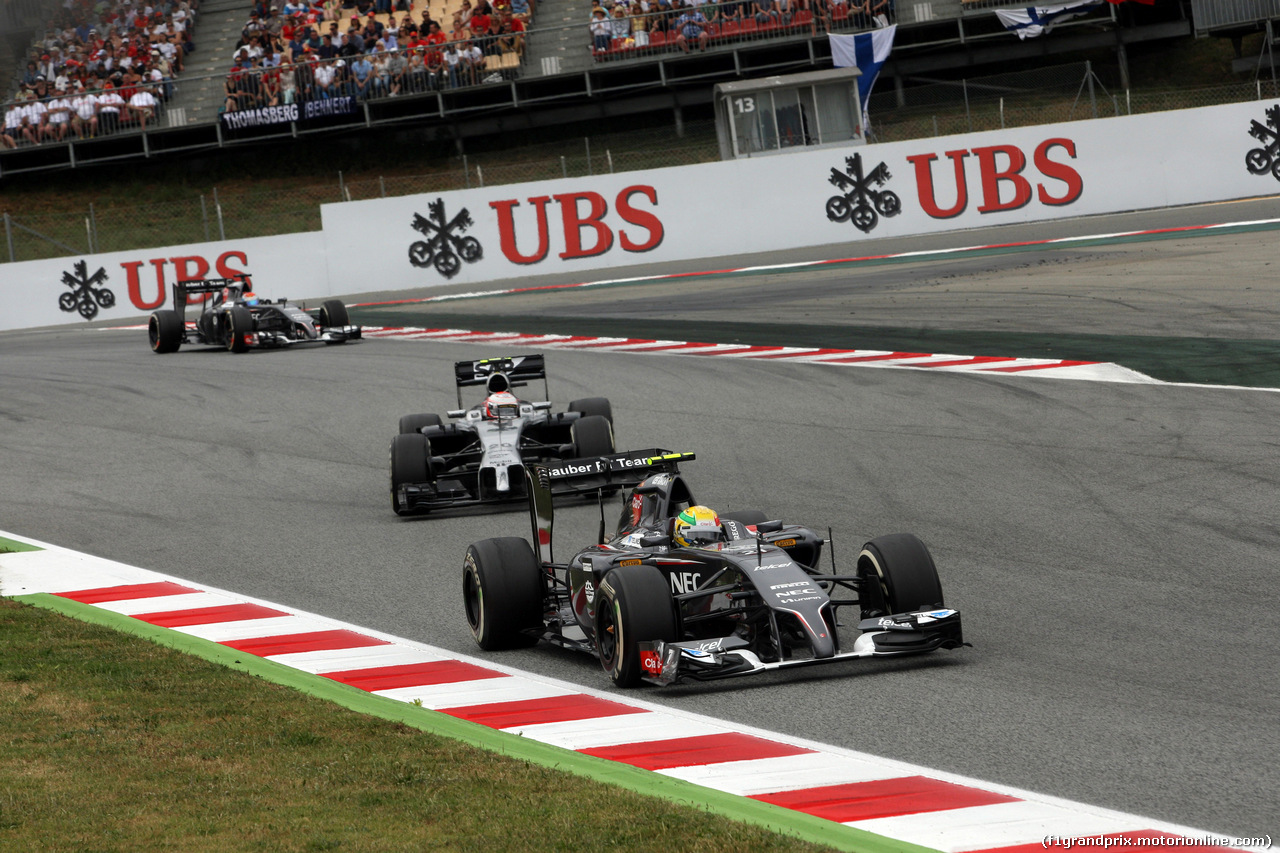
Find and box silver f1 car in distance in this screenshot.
[147,278,361,354]
[390,354,618,515]
[462,455,966,687]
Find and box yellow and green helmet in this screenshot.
[673,505,722,548]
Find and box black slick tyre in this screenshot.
[569,396,613,424]
[857,533,944,619]
[595,565,678,687]
[225,306,253,353]
[571,415,614,458]
[389,433,432,515]
[148,310,183,354]
[399,413,443,435]
[463,537,543,650]
[319,299,350,327]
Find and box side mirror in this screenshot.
[639,534,669,548]
[446,409,466,419]
[532,401,553,410]
[757,520,784,534]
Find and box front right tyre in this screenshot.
[595,564,678,687]
[857,533,944,619]
[389,433,432,515]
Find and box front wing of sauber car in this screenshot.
[636,547,965,685]
[639,608,964,685]
[245,303,362,348]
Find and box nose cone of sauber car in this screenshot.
[730,546,836,659]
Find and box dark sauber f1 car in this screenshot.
[390,354,617,515]
[463,455,966,687]
[148,277,361,354]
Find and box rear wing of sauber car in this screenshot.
[171,277,250,320]
[524,451,695,564]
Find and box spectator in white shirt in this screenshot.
[45,88,73,141]
[71,89,100,139]
[128,87,159,128]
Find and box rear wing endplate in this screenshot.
[525,450,695,563]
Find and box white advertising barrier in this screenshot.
[0,231,326,333]
[6,100,1280,335]
[320,100,1280,291]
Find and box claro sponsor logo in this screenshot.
[907,138,1083,218]
[490,185,664,265]
[120,251,251,310]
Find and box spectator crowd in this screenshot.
[219,0,531,115]
[588,0,891,57]
[2,0,198,148]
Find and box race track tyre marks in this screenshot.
[596,565,678,687]
[463,537,542,650]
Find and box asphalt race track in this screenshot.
[2,200,1278,839]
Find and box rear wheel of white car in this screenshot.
[463,537,543,650]
[319,299,349,327]
[148,309,183,354]
[596,565,678,687]
[569,396,613,424]
[857,533,944,619]
[398,413,443,435]
[389,433,432,515]
[225,306,253,353]
[571,415,614,458]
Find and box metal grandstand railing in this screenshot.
[1190,0,1280,34]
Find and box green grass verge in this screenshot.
[1,594,937,853]
[0,537,41,554]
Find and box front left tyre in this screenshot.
[595,564,678,687]
[148,309,183,353]
[463,537,543,650]
[571,415,614,458]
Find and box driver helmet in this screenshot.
[673,506,722,548]
[242,291,260,306]
[483,391,520,419]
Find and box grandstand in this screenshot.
[0,1,1262,177]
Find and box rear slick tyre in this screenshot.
[149,310,183,353]
[463,537,542,650]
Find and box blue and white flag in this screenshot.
[829,25,897,113]
[994,1,1102,39]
